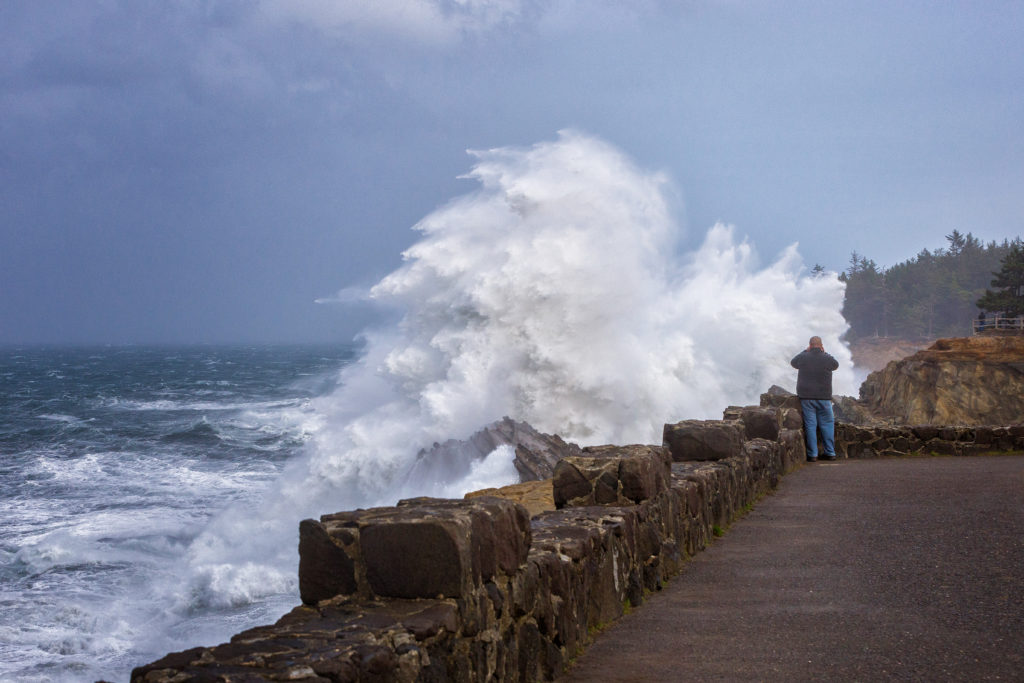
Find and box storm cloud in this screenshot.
[2,1,1022,343]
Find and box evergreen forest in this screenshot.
[837,230,1023,341]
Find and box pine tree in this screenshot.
[977,241,1024,316]
[946,229,966,257]
[840,253,885,338]
[840,234,1017,339]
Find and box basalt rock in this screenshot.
[552,445,671,508]
[760,385,864,427]
[413,417,582,484]
[831,394,877,424]
[857,336,1024,426]
[662,420,743,462]
[736,406,782,441]
[299,496,531,604]
[778,428,805,471]
[760,385,801,410]
[832,421,1024,458]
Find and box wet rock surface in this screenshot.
[414,417,583,484]
[134,399,1024,682]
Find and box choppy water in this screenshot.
[0,131,859,682]
[0,345,355,681]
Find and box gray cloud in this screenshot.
[254,0,546,45]
[1,0,1022,344]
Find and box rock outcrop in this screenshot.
[414,417,582,483]
[848,336,933,372]
[858,336,1024,425]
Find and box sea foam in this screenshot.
[176,130,855,623]
[1,131,858,681]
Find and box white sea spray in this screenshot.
[0,132,860,681]
[178,130,855,621]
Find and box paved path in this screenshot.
[559,456,1024,682]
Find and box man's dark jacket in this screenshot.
[790,348,839,399]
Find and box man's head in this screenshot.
[808,336,824,350]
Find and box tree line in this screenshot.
[835,230,1024,341]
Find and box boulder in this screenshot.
[778,428,805,470]
[554,456,621,507]
[742,437,780,472]
[297,518,358,605]
[760,384,800,410]
[412,417,582,485]
[738,406,781,441]
[781,407,803,430]
[832,395,875,424]
[299,497,530,603]
[662,420,743,462]
[722,405,744,421]
[552,445,670,508]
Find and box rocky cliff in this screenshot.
[848,337,933,373]
[857,336,1024,425]
[414,417,581,483]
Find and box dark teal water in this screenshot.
[0,345,356,682]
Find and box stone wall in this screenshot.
[759,383,1024,458]
[132,397,1022,683]
[834,422,1024,458]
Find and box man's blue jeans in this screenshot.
[800,399,836,459]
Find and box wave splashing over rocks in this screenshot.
[294,130,857,510]
[176,130,857,659]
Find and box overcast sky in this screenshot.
[2,1,1022,344]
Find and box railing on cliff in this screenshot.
[973,315,1024,335]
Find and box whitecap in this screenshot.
[170,131,855,627]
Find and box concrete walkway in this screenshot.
[559,456,1024,682]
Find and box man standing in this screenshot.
[791,336,840,462]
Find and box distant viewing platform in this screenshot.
[973,314,1024,335]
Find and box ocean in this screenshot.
[1,132,859,681]
[0,345,356,681]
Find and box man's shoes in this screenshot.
[806,456,818,462]
[820,454,838,461]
